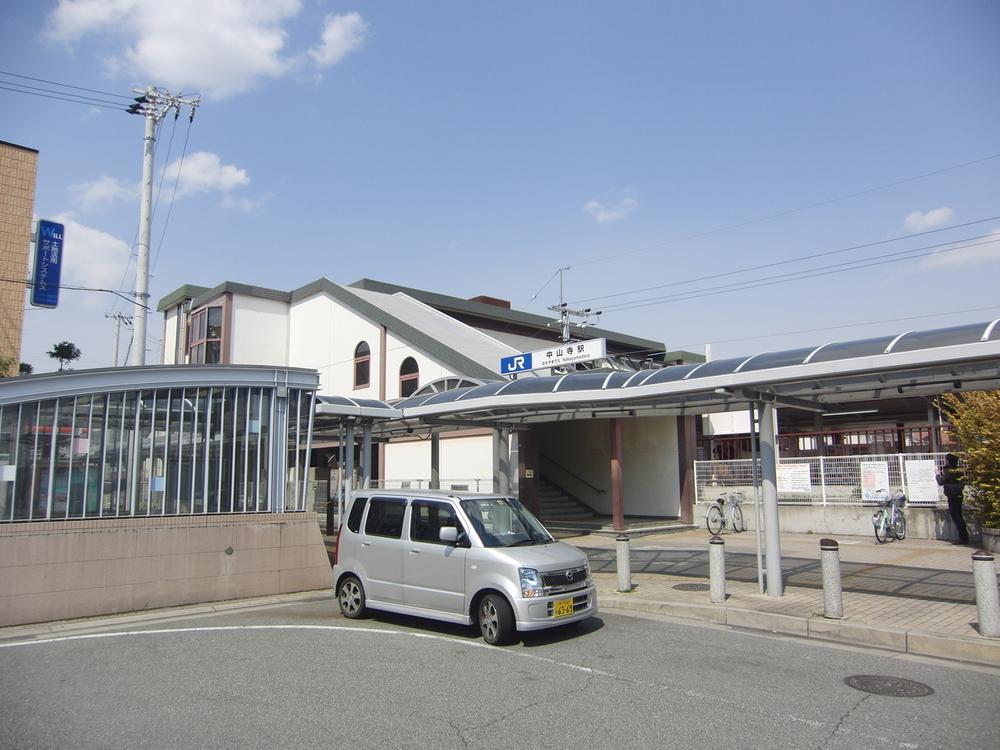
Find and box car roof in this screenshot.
[352,490,510,501]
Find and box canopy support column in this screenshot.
[759,401,784,597]
[361,421,372,489]
[611,418,625,532]
[430,432,440,490]
[493,428,511,495]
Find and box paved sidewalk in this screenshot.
[573,529,1000,667]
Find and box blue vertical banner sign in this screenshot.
[31,219,64,308]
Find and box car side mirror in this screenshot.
[439,526,458,544]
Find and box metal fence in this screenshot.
[694,453,952,507]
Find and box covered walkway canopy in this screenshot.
[313,320,1000,597]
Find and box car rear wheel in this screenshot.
[338,576,366,619]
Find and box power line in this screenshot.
[571,214,1000,306]
[0,77,127,108]
[152,116,194,274]
[570,151,1000,269]
[1,277,150,308]
[0,69,133,100]
[0,83,126,111]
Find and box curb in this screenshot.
[598,593,1000,668]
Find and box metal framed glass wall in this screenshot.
[0,385,313,522]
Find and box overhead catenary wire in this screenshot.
[570,151,1000,270]
[570,214,1000,306]
[600,234,1000,313]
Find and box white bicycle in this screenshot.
[872,488,907,543]
[706,491,745,535]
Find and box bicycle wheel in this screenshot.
[873,510,889,543]
[731,505,745,533]
[706,505,724,535]
[893,512,907,541]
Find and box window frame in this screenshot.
[353,341,371,390]
[409,499,463,545]
[188,305,224,364]
[363,496,406,538]
[399,356,419,398]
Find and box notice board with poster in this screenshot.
[860,461,889,503]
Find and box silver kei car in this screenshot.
[332,490,597,645]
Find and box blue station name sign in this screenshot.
[501,338,607,375]
[31,219,65,309]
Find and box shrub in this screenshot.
[939,391,1000,528]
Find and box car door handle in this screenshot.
[361,542,371,548]
[410,549,421,554]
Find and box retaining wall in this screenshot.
[0,513,331,627]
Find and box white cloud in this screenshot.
[219,194,267,213]
[52,216,132,290]
[162,151,250,198]
[47,1,368,98]
[309,12,368,67]
[919,229,1000,270]
[903,206,954,233]
[584,196,639,225]
[69,174,136,212]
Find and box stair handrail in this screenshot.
[539,454,607,494]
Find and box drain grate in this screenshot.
[673,582,710,592]
[844,675,934,698]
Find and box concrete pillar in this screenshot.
[676,415,697,524]
[759,401,784,597]
[820,538,843,619]
[493,428,510,495]
[616,534,632,592]
[610,418,625,532]
[430,431,440,490]
[973,552,1000,638]
[709,536,726,603]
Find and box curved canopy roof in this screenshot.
[313,320,1000,428]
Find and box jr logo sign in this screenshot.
[500,353,532,373]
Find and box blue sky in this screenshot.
[2,1,999,372]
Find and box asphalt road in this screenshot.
[2,597,998,749]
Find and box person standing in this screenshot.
[937,453,968,544]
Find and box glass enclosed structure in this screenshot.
[0,365,318,522]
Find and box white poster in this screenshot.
[905,459,939,505]
[860,461,889,503]
[777,463,812,493]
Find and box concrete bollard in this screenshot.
[616,534,632,592]
[820,538,844,619]
[709,536,726,603]
[972,551,1000,638]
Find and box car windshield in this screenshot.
[459,497,553,548]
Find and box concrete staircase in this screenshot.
[537,477,598,522]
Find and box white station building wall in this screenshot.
[384,433,494,492]
[230,295,289,366]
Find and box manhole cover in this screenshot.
[844,675,934,698]
[673,583,710,592]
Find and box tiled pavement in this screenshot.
[577,529,1000,667]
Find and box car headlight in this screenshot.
[584,561,592,583]
[520,567,544,598]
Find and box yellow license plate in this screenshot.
[553,598,574,618]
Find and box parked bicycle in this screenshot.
[872,488,907,543]
[706,491,745,535]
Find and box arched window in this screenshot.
[353,341,370,389]
[399,357,419,398]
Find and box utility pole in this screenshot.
[547,267,601,343]
[105,313,133,367]
[126,86,200,365]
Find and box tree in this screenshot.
[19,362,33,375]
[48,341,81,371]
[0,355,14,377]
[939,391,1000,528]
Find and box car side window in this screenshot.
[364,497,406,538]
[346,497,368,533]
[410,500,462,545]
